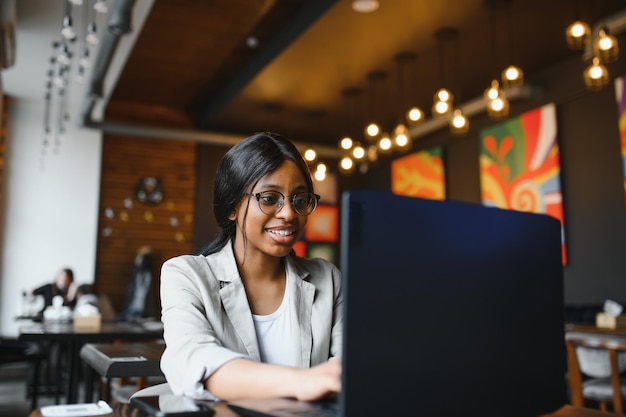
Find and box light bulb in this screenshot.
[365,122,380,139]
[61,16,76,40]
[502,65,524,88]
[304,149,317,162]
[583,56,609,90]
[450,109,469,134]
[352,143,366,160]
[94,0,108,14]
[351,0,379,13]
[367,145,379,162]
[593,28,619,63]
[432,100,451,117]
[86,22,99,45]
[339,136,353,151]
[378,136,393,154]
[340,157,354,172]
[484,79,502,101]
[487,96,509,119]
[406,106,424,125]
[433,88,453,103]
[566,20,591,50]
[314,168,326,182]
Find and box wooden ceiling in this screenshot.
[104,0,626,149]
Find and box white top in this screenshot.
[252,274,296,367]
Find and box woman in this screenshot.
[25,268,77,313]
[160,132,343,402]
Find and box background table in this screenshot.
[81,342,165,402]
[19,321,163,404]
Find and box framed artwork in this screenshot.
[479,103,567,264]
[391,146,446,200]
[306,242,337,265]
[614,76,626,203]
[304,204,338,242]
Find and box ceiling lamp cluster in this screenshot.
[432,27,469,135]
[482,0,523,121]
[43,0,107,155]
[566,8,620,90]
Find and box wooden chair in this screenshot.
[565,332,626,413]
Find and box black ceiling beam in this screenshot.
[195,0,338,129]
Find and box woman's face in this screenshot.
[230,160,309,261]
[55,272,70,289]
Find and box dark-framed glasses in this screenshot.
[246,191,320,216]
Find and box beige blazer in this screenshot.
[159,242,343,398]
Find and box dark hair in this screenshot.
[62,268,74,283]
[201,132,313,256]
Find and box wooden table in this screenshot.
[565,323,626,337]
[19,321,163,404]
[80,342,165,402]
[28,404,625,417]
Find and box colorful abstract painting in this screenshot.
[304,204,338,242]
[614,76,626,203]
[479,103,566,264]
[391,146,445,200]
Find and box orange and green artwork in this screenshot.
[479,103,566,264]
[391,146,445,200]
[614,76,626,203]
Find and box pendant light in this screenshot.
[432,28,458,118]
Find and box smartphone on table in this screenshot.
[130,394,215,417]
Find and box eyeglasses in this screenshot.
[246,191,320,216]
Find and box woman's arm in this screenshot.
[205,357,341,401]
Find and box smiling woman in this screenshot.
[158,132,343,402]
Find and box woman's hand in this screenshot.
[293,358,342,402]
[205,357,342,402]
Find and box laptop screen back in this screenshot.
[339,190,566,417]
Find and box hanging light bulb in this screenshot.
[367,145,379,162]
[593,27,619,63]
[364,122,380,140]
[484,79,502,102]
[339,156,355,173]
[338,136,353,152]
[434,88,453,104]
[314,163,327,182]
[406,106,424,125]
[483,79,509,119]
[583,56,609,90]
[488,96,510,119]
[377,133,393,155]
[394,127,411,151]
[303,149,317,163]
[94,0,108,14]
[432,88,453,117]
[432,99,452,118]
[392,123,409,150]
[501,65,524,88]
[352,143,366,160]
[566,20,591,50]
[86,22,99,45]
[450,109,469,135]
[61,15,76,40]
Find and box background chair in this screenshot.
[566,332,626,413]
[0,336,46,411]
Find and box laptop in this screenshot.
[229,190,567,417]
